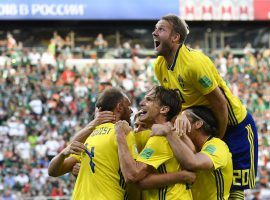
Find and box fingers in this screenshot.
[115,120,132,135]
[180,120,187,136]
[150,124,171,137]
[174,113,191,136]
[73,162,81,170]
[69,141,86,155]
[94,111,116,126]
[181,170,196,184]
[72,163,81,176]
[98,112,116,123]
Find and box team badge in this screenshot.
[199,76,213,88]
[163,77,168,83]
[140,148,154,159]
[203,144,216,155]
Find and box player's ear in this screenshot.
[160,106,170,115]
[116,101,123,112]
[172,33,180,43]
[195,120,203,129]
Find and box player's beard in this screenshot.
[120,107,131,125]
[156,40,172,57]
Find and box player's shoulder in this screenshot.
[146,136,168,146]
[181,45,210,64]
[154,56,166,67]
[180,46,213,75]
[204,137,230,153]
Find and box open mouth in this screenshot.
[138,109,147,116]
[154,40,160,49]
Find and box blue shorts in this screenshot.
[223,113,258,191]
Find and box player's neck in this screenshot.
[154,116,167,124]
[195,134,211,151]
[164,44,181,68]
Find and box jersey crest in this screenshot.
[177,75,185,88]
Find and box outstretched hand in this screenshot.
[174,112,191,137]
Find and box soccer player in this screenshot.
[48,87,137,200]
[151,106,233,200]
[133,112,152,152]
[152,14,258,198]
[70,107,196,197]
[116,86,193,200]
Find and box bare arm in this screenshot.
[204,87,228,139]
[71,110,115,143]
[48,141,85,177]
[138,170,196,189]
[116,121,153,183]
[166,132,213,171]
[71,122,96,143]
[181,134,196,153]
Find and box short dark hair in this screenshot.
[161,14,189,44]
[187,106,218,136]
[95,87,125,111]
[153,86,182,121]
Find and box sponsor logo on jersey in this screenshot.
[140,148,154,159]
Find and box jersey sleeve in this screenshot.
[187,55,218,95]
[126,132,138,160]
[200,140,229,170]
[136,136,173,169]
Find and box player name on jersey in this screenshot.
[91,127,112,136]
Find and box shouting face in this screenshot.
[138,89,161,125]
[152,19,175,56]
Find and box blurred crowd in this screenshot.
[0,33,269,199]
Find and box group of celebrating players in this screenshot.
[48,14,258,200]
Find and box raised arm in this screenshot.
[71,110,115,143]
[48,141,85,177]
[204,87,228,139]
[115,121,153,183]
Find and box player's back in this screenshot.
[72,122,135,200]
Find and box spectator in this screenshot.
[94,33,108,58]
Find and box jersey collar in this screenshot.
[168,44,182,71]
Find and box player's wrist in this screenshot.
[116,131,126,140]
[60,149,69,158]
[86,122,96,132]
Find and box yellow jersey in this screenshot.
[72,123,138,200]
[134,130,151,152]
[192,137,233,200]
[136,136,192,200]
[154,44,247,126]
